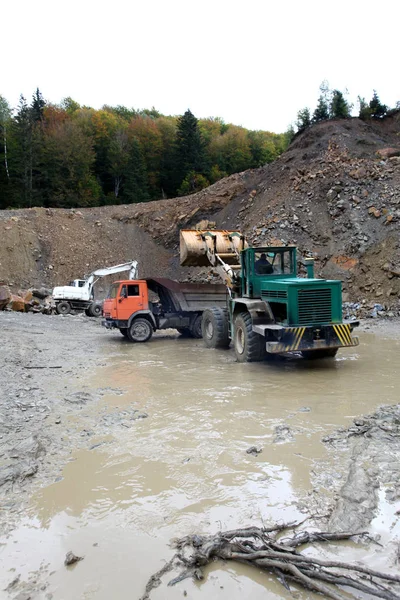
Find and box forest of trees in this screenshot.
[293,82,397,134]
[0,90,289,210]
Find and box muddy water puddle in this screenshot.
[1,332,400,599]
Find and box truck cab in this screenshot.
[103,280,149,322]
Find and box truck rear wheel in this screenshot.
[202,308,230,349]
[233,312,265,362]
[127,318,153,343]
[301,348,338,359]
[56,301,71,315]
[189,314,203,339]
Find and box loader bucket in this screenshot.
[180,230,247,267]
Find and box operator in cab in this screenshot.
[255,253,273,274]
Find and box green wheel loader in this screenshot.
[180,230,359,362]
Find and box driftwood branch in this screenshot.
[140,524,400,600]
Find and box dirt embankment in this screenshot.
[0,114,399,311]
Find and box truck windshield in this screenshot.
[107,283,119,299]
[255,250,294,275]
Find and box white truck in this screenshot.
[52,261,138,316]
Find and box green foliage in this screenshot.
[177,171,209,196]
[31,88,46,122]
[313,95,330,122]
[61,97,81,114]
[330,90,351,119]
[124,137,149,203]
[358,96,372,120]
[174,109,206,189]
[369,90,387,118]
[296,108,311,132]
[209,164,228,183]
[0,92,287,209]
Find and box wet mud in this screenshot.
[1,313,400,599]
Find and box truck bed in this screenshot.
[146,278,227,312]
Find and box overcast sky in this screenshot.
[3,0,399,133]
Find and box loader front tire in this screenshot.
[202,308,230,349]
[233,312,265,362]
[127,318,153,343]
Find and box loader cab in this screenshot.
[241,247,297,298]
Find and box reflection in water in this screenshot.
[1,332,399,599]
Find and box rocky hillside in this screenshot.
[1,113,399,312]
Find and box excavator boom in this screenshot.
[91,261,138,280]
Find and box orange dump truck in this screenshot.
[102,278,227,342]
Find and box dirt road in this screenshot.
[1,312,400,599]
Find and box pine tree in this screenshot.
[330,90,351,119]
[31,88,46,122]
[13,95,33,206]
[174,109,205,193]
[358,96,371,120]
[369,90,387,118]
[313,95,330,122]
[296,108,311,132]
[123,137,149,203]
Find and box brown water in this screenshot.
[1,331,400,599]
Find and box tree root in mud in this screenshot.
[140,523,400,600]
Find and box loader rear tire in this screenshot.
[233,311,265,362]
[119,328,129,338]
[202,308,230,349]
[127,318,153,343]
[56,301,71,315]
[301,348,338,359]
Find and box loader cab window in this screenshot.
[254,249,294,275]
[120,284,140,297]
[78,280,86,287]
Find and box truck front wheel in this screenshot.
[127,318,153,343]
[233,312,265,362]
[56,301,71,315]
[202,308,230,349]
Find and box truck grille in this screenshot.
[262,290,287,299]
[298,289,332,324]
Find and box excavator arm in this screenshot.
[90,261,138,280]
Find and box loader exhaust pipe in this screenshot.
[304,257,315,279]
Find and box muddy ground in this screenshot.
[1,312,400,599]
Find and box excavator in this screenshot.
[180,230,359,361]
[52,261,138,316]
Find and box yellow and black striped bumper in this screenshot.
[265,323,359,354]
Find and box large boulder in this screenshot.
[376,147,400,159]
[9,294,25,312]
[0,286,11,311]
